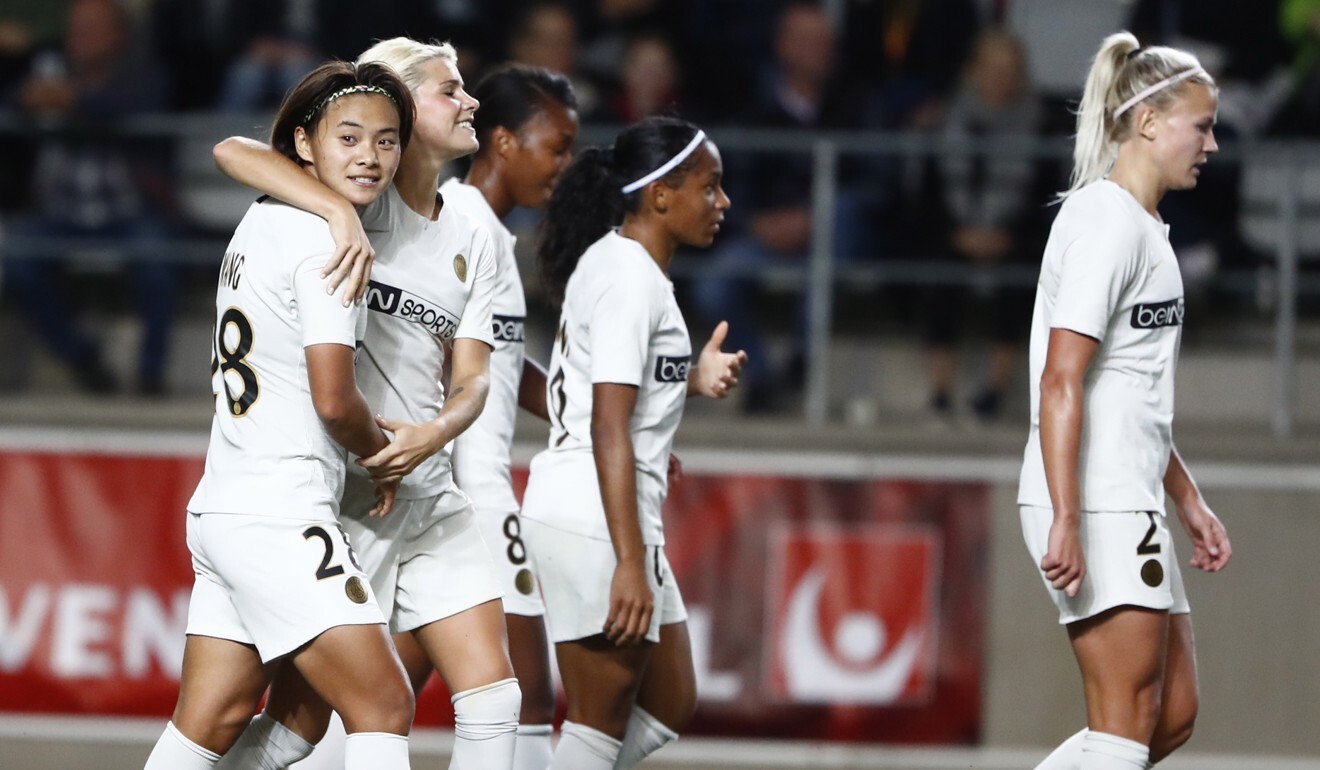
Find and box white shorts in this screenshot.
[185,511,385,663]
[475,506,546,617]
[1020,505,1190,625]
[523,519,686,644]
[340,475,503,634]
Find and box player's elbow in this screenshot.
[212,137,242,173]
[312,390,358,433]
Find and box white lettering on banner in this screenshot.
[0,583,188,679]
[782,567,925,704]
[122,589,188,678]
[687,606,742,701]
[52,584,116,678]
[0,583,52,672]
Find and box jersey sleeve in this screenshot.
[293,254,362,349]
[1050,224,1143,342]
[453,227,496,347]
[588,258,654,387]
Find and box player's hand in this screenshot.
[1175,497,1231,572]
[356,415,443,483]
[369,477,399,517]
[667,453,683,487]
[604,558,653,647]
[1041,517,1085,597]
[323,205,375,304]
[691,321,748,399]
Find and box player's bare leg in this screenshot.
[1148,614,1198,763]
[615,621,696,768]
[165,635,273,754]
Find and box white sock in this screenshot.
[344,732,409,770]
[144,721,222,770]
[290,712,347,770]
[215,712,315,770]
[614,707,678,769]
[449,678,521,769]
[1036,728,1088,769]
[1082,731,1149,769]
[550,721,620,770]
[513,723,554,770]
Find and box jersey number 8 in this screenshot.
[211,307,259,416]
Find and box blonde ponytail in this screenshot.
[1058,32,1215,201]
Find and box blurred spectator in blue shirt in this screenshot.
[5,0,179,395]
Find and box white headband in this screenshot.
[620,130,707,194]
[1113,67,1205,119]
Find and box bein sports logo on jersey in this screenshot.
[492,314,525,343]
[654,355,691,383]
[365,280,460,340]
[1130,297,1184,329]
[766,524,940,705]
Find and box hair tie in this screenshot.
[620,130,706,194]
[1127,47,1143,60]
[1113,67,1205,119]
[304,84,397,125]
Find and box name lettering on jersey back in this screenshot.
[492,314,525,343]
[365,280,461,340]
[218,251,244,291]
[1130,297,1184,329]
[654,355,692,383]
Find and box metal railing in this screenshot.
[0,114,1315,435]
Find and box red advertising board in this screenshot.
[0,447,987,743]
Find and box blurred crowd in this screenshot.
[0,0,1317,415]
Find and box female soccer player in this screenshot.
[1019,32,1232,770]
[443,63,578,770]
[211,39,520,769]
[520,116,745,770]
[143,61,416,770]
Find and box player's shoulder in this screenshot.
[243,196,336,253]
[1057,181,1144,245]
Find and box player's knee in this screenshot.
[347,676,416,735]
[453,678,522,740]
[520,678,556,725]
[174,698,256,754]
[1151,695,1198,762]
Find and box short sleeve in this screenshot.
[293,254,362,349]
[1050,226,1142,341]
[453,227,496,346]
[588,260,654,387]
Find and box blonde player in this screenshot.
[211,39,521,770]
[143,61,416,770]
[1019,33,1232,770]
[442,63,578,770]
[521,116,745,770]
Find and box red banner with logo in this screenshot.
[0,448,987,744]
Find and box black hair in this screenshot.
[471,64,577,152]
[537,116,703,307]
[270,60,416,167]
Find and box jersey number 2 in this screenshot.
[303,525,361,580]
[1136,512,1162,556]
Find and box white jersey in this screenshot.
[188,197,366,521]
[521,231,691,546]
[1018,180,1184,512]
[442,178,526,513]
[353,184,497,499]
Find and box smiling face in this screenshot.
[661,141,730,248]
[502,98,579,209]
[294,93,403,207]
[1147,82,1219,191]
[410,56,481,161]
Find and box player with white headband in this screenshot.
[522,115,746,770]
[1021,32,1231,770]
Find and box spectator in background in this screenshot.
[509,1,601,116]
[841,0,980,128]
[600,33,682,123]
[0,0,65,92]
[1271,0,1320,136]
[924,28,1041,421]
[4,0,179,395]
[149,0,264,111]
[212,0,320,111]
[574,0,680,93]
[690,0,871,413]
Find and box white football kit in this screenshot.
[185,197,382,662]
[341,185,502,632]
[521,230,690,643]
[441,178,544,617]
[1017,180,1190,622]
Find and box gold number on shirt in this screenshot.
[213,307,259,416]
[548,319,569,446]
